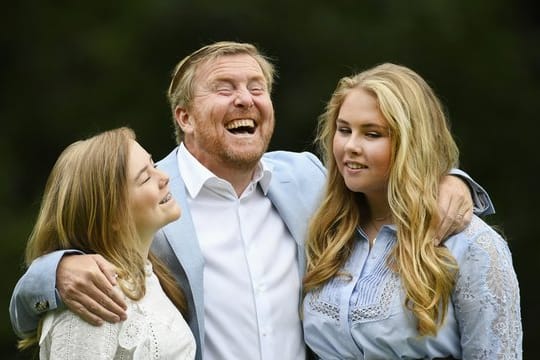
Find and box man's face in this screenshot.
[176,54,275,175]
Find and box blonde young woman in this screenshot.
[17,127,196,359]
[303,64,522,359]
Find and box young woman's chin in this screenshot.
[163,204,182,226]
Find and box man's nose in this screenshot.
[233,88,254,108]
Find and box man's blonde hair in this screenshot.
[166,41,276,144]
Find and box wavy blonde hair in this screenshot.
[167,41,276,144]
[304,63,459,336]
[20,127,187,349]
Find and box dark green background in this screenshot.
[2,0,538,358]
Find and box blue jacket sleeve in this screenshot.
[449,168,495,216]
[9,250,82,338]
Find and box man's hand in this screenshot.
[436,175,474,244]
[57,254,127,325]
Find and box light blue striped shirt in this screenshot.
[303,216,522,359]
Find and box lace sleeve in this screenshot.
[39,310,121,360]
[453,222,522,359]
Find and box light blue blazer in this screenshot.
[150,147,327,359]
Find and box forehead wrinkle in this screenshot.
[197,56,267,86]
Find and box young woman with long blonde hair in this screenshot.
[303,63,522,359]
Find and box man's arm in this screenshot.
[10,251,67,338]
[449,168,495,216]
[10,251,126,337]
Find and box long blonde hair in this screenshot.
[304,63,459,336]
[20,127,187,349]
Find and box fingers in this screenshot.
[436,200,473,243]
[436,197,464,243]
[97,285,128,321]
[461,203,473,225]
[436,175,474,244]
[57,254,127,324]
[435,211,453,246]
[95,256,120,287]
[65,284,126,324]
[93,255,128,314]
[64,297,107,326]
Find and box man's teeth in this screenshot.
[159,193,172,204]
[346,162,367,169]
[225,119,255,130]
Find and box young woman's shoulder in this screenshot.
[446,215,513,264]
[39,308,123,359]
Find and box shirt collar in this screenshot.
[177,143,273,198]
[356,223,397,239]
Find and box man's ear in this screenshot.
[175,106,193,134]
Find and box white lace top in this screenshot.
[39,262,196,359]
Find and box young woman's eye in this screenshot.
[366,132,381,138]
[337,127,351,134]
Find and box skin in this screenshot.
[334,90,392,206]
[128,140,181,250]
[56,140,182,325]
[333,89,393,244]
[174,54,275,196]
[55,54,474,326]
[436,177,473,240]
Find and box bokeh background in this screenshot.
[2,0,538,358]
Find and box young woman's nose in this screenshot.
[156,169,170,187]
[344,135,362,155]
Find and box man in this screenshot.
[10,41,493,360]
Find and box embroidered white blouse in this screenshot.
[303,216,522,359]
[39,262,196,359]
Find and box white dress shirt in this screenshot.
[178,144,305,360]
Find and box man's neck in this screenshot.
[182,143,259,197]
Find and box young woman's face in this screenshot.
[333,88,392,198]
[127,140,181,240]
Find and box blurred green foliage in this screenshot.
[2,0,538,358]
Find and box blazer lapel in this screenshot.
[156,147,205,351]
[266,167,310,278]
